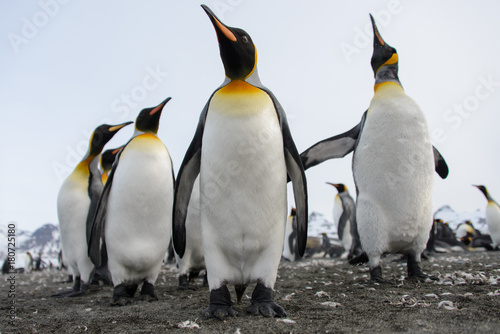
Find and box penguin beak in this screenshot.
[112,146,124,155]
[108,121,133,132]
[369,14,398,76]
[370,14,385,47]
[201,4,237,42]
[150,97,172,116]
[326,182,338,188]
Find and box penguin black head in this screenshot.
[89,122,132,157]
[135,97,171,134]
[473,185,489,199]
[290,208,297,216]
[369,14,399,79]
[201,4,257,81]
[326,182,346,193]
[100,146,123,172]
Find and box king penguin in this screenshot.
[54,121,132,297]
[326,183,363,260]
[474,185,500,249]
[89,98,174,305]
[175,176,207,290]
[299,15,449,282]
[173,5,308,319]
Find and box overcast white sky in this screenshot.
[1,1,499,232]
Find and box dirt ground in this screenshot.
[2,251,500,334]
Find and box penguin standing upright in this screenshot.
[326,183,362,260]
[282,208,299,262]
[175,176,207,289]
[89,98,174,305]
[54,122,132,297]
[474,185,500,249]
[299,15,448,282]
[173,5,307,319]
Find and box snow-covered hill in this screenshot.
[434,205,488,234]
[0,223,60,269]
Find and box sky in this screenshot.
[1,0,499,232]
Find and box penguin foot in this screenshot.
[51,276,82,297]
[203,286,237,320]
[139,281,158,301]
[406,254,436,281]
[369,266,388,284]
[247,283,286,318]
[111,283,138,306]
[178,274,198,290]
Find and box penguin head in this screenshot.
[369,14,399,80]
[100,146,123,172]
[202,5,257,81]
[326,182,346,193]
[135,97,171,134]
[473,185,489,199]
[290,208,297,216]
[88,122,132,157]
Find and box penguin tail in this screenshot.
[348,252,369,266]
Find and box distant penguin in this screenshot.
[299,15,448,282]
[100,146,123,184]
[175,176,207,290]
[89,98,174,305]
[326,183,363,260]
[455,221,476,245]
[54,122,132,297]
[173,5,307,319]
[473,185,500,249]
[282,208,299,262]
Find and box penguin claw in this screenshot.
[246,302,287,318]
[407,272,438,282]
[202,305,238,320]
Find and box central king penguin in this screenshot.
[55,121,132,297]
[326,183,363,260]
[89,98,174,305]
[474,185,500,249]
[299,15,449,282]
[173,5,308,319]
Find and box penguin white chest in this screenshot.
[354,82,434,252]
[105,134,173,275]
[200,81,287,286]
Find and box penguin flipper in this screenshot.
[257,86,308,257]
[173,105,208,258]
[86,157,104,247]
[300,111,367,171]
[88,147,126,267]
[432,146,449,179]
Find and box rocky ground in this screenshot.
[1,251,500,333]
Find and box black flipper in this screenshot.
[86,156,104,245]
[87,145,127,267]
[173,99,211,258]
[258,87,308,258]
[432,146,449,179]
[300,111,367,171]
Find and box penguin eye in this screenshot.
[241,35,249,43]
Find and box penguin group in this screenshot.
[52,4,497,322]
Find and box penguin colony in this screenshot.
[54,5,496,320]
